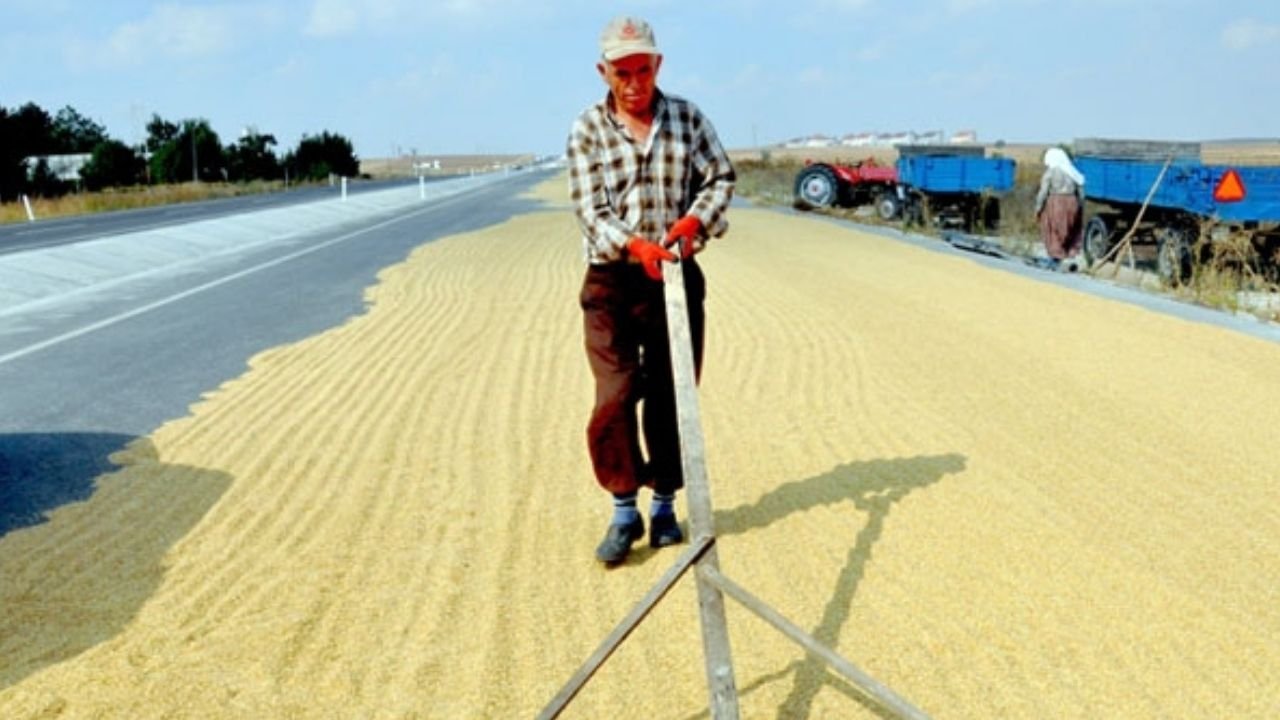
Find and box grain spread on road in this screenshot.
[3,176,1278,718]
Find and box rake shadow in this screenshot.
[675,452,967,720]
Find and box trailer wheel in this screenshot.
[1083,215,1112,265]
[876,193,900,220]
[794,165,840,209]
[1156,226,1192,286]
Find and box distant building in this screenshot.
[783,134,837,149]
[24,153,93,182]
[782,129,983,148]
[840,132,876,147]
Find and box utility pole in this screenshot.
[190,121,198,183]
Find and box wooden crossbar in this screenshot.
[537,537,715,720]
[540,257,930,720]
[699,565,930,719]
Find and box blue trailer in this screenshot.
[1074,138,1280,283]
[893,147,1016,232]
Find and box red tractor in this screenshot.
[793,157,902,220]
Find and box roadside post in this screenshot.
[22,194,35,222]
[539,259,931,720]
[419,175,426,200]
[341,176,347,202]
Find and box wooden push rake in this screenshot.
[538,259,931,720]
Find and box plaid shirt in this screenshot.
[567,90,735,264]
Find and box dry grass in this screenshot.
[1,153,543,225]
[0,181,288,225]
[1178,225,1280,321]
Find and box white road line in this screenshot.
[0,191,476,367]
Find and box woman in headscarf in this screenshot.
[1035,147,1086,269]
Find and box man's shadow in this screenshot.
[0,433,231,691]
[679,452,967,720]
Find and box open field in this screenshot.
[359,153,538,178]
[2,174,1278,718]
[1202,141,1280,166]
[731,139,1280,167]
[733,141,1280,318]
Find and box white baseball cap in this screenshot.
[599,16,658,61]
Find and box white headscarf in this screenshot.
[1044,147,1085,186]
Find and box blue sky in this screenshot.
[2,1,1279,160]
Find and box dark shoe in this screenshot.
[595,517,645,565]
[649,514,684,548]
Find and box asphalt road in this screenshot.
[0,176,452,256]
[0,168,555,535]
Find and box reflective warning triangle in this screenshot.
[1214,169,1246,202]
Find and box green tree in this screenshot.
[0,105,25,200]
[6,102,57,156]
[0,102,57,199]
[148,118,224,183]
[225,130,280,182]
[80,139,144,190]
[51,106,108,153]
[145,114,179,153]
[286,131,359,182]
[148,141,183,185]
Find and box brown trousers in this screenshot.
[580,260,705,496]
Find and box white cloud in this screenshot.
[798,66,827,86]
[927,63,1002,95]
[946,0,995,12]
[366,53,468,101]
[3,0,74,15]
[303,0,544,37]
[69,3,279,68]
[729,63,766,90]
[1221,18,1280,51]
[109,6,231,60]
[856,41,887,62]
[304,0,362,37]
[273,55,308,78]
[818,0,873,9]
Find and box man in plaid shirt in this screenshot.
[566,15,735,566]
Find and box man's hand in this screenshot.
[663,215,703,259]
[627,237,676,281]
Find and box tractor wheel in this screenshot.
[794,165,840,209]
[876,193,900,220]
[1082,215,1112,266]
[1156,226,1192,286]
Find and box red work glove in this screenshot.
[663,215,703,259]
[627,237,676,281]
